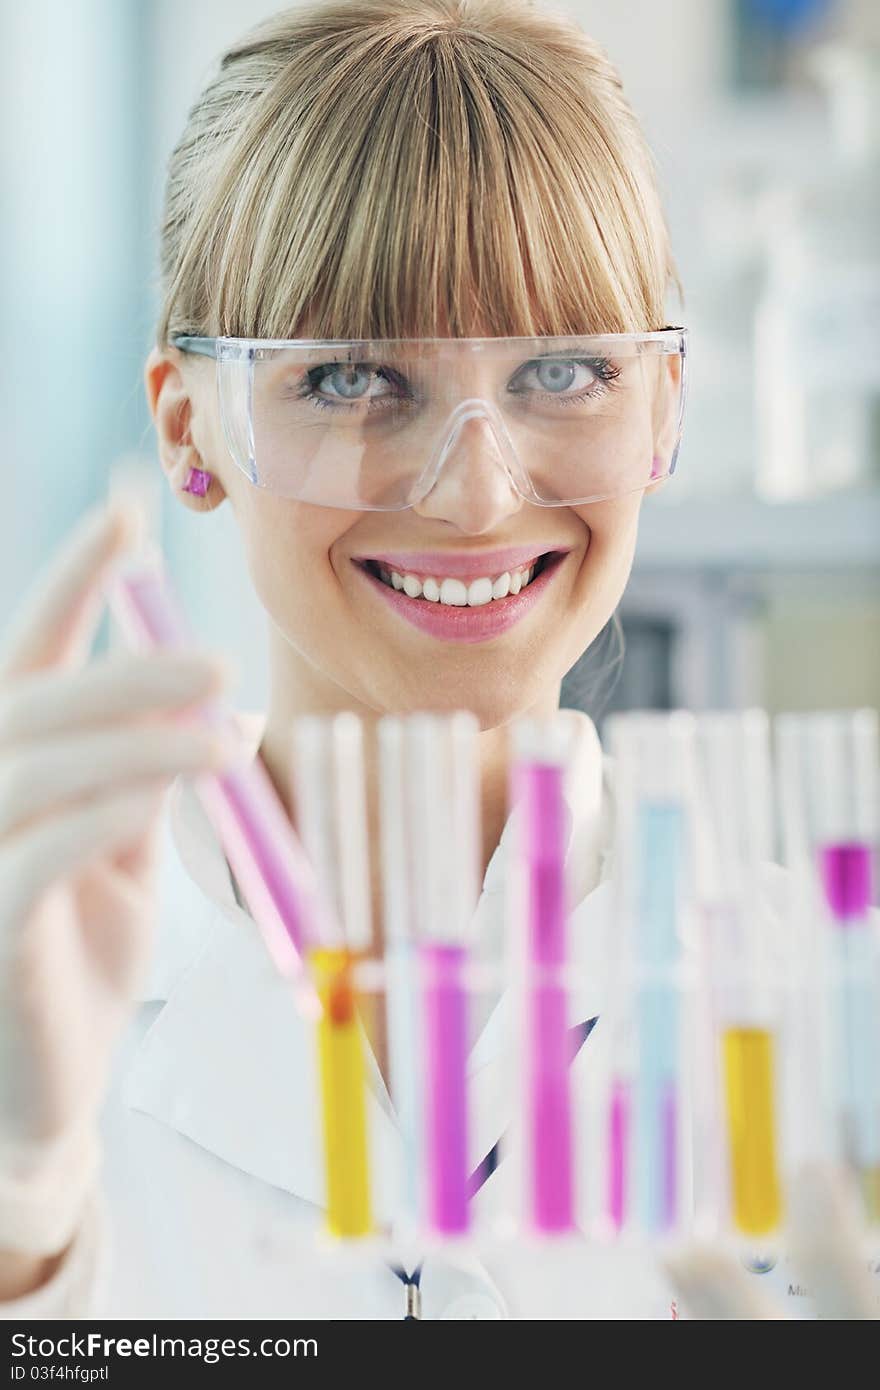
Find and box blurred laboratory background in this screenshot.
[1,0,878,720]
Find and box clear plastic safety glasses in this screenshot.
[172,329,688,511]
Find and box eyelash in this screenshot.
[288,357,622,412]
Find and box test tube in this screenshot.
[107,490,321,997]
[377,716,424,1235]
[605,712,697,1238]
[696,711,783,1239]
[292,714,373,1239]
[406,712,480,1237]
[509,717,575,1235]
[776,710,880,1223]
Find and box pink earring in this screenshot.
[183,467,212,497]
[649,455,663,481]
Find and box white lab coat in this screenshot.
[1,710,828,1320]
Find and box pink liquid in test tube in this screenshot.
[110,561,320,993]
[608,1080,629,1231]
[515,758,575,1234]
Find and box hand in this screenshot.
[0,504,233,1259]
[665,1165,879,1319]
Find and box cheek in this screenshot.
[577,495,641,556]
[234,491,350,620]
[571,496,642,608]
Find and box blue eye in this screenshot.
[311,364,390,400]
[508,356,621,401]
[535,360,578,392]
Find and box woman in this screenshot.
[0,0,874,1320]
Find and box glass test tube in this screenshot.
[292,714,373,1239]
[605,712,696,1238]
[405,712,480,1237]
[377,717,424,1235]
[107,476,319,998]
[777,710,880,1223]
[509,718,575,1235]
[696,711,783,1239]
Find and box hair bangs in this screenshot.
[159,3,674,348]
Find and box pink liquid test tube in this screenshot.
[406,712,480,1237]
[512,736,575,1234]
[778,710,880,1220]
[108,549,323,1001]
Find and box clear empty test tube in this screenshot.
[405,712,481,1239]
[777,710,880,1225]
[377,716,424,1237]
[509,718,576,1237]
[696,711,783,1241]
[291,714,374,1240]
[605,712,697,1240]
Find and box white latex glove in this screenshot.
[665,1164,879,1320]
[0,504,235,1259]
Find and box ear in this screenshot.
[646,352,684,497]
[144,346,227,512]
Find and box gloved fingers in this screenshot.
[0,722,236,841]
[786,1164,878,1320]
[0,780,172,928]
[0,649,229,748]
[0,505,137,681]
[664,1246,784,1320]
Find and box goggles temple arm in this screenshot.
[170,336,219,359]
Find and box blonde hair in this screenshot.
[157,0,676,345]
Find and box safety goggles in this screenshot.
[172,329,688,511]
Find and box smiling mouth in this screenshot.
[355,551,564,605]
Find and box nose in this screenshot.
[410,406,524,534]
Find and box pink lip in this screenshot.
[351,545,561,582]
[351,551,569,645]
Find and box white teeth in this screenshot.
[373,557,545,603]
[467,577,494,606]
[439,578,468,606]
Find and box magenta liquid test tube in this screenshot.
[777,710,880,1219]
[511,721,575,1234]
[109,547,324,999]
[406,712,480,1237]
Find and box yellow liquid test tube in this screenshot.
[311,946,373,1239]
[722,1027,782,1237]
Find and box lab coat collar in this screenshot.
[123,707,612,1226]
